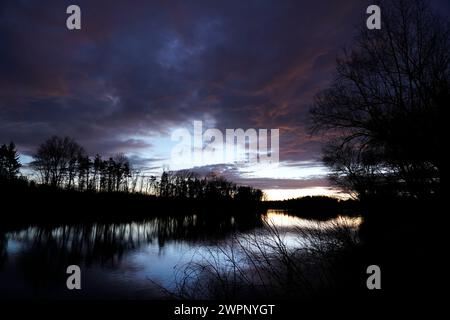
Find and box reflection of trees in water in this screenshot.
[10,223,147,289]
[7,213,263,270]
[154,213,263,245]
[2,214,262,290]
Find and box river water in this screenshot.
[0,210,361,299]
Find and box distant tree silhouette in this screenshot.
[26,136,262,201]
[234,186,263,202]
[77,153,91,191]
[31,136,85,188]
[0,142,21,180]
[30,136,133,192]
[108,153,131,192]
[266,196,359,218]
[152,170,263,202]
[92,154,102,191]
[311,0,446,199]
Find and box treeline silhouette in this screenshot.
[265,196,359,219]
[0,136,356,231]
[1,136,263,201]
[1,136,266,228]
[28,135,138,192]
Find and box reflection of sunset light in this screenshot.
[263,210,363,229]
[262,210,301,227]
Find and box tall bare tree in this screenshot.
[31,136,85,188]
[311,0,447,199]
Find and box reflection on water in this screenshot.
[0,210,360,299]
[264,210,362,229]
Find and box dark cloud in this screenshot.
[1,0,448,193]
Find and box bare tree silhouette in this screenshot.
[31,136,85,188]
[311,0,447,199]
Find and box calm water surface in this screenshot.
[0,210,361,299]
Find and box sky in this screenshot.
[1,0,449,200]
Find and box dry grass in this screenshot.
[164,217,361,300]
